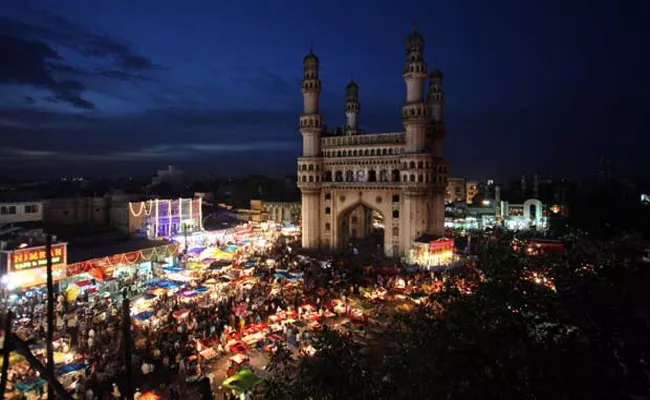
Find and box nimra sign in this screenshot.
[11,245,66,271]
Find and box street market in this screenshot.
[1,222,473,399]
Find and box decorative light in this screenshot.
[155,200,160,238]
[129,200,154,217]
[167,200,172,237]
[66,243,179,275]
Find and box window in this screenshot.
[25,204,39,213]
[392,195,399,203]
[8,206,16,214]
[325,223,331,231]
[325,207,331,214]
[325,193,331,200]
[392,210,399,218]
[0,206,6,215]
[392,227,399,236]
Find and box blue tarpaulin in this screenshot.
[156,280,182,289]
[244,261,255,267]
[134,311,155,321]
[404,265,420,274]
[56,361,86,376]
[223,245,238,253]
[14,378,46,392]
[273,272,299,280]
[145,278,161,287]
[162,265,185,273]
[194,286,209,294]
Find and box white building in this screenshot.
[0,201,43,225]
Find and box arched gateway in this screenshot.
[297,30,449,257]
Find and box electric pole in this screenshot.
[46,234,55,399]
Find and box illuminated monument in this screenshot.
[297,29,448,257]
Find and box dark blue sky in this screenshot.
[0,0,648,181]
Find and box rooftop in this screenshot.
[67,238,174,264]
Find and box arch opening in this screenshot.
[337,202,385,256]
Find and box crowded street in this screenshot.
[1,222,477,399]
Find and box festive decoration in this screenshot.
[66,243,179,277]
[129,200,154,217]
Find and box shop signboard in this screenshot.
[9,244,67,272]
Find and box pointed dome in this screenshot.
[303,50,319,65]
[346,80,359,97]
[406,27,424,47]
[429,69,443,78]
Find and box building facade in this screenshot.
[0,201,43,225]
[297,30,448,257]
[445,178,480,204]
[42,197,110,226]
[120,198,203,239]
[250,200,301,224]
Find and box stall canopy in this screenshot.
[14,378,46,393]
[187,247,206,256]
[221,369,264,394]
[162,265,185,273]
[194,285,209,294]
[55,361,86,376]
[155,280,182,289]
[134,311,155,321]
[273,272,300,281]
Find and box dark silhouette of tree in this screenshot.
[265,237,650,399]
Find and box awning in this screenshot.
[221,369,263,394]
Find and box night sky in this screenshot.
[1,0,648,181]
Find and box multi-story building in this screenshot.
[445,178,481,204]
[445,178,467,204]
[118,197,203,239]
[249,200,301,224]
[0,201,43,225]
[297,30,448,257]
[42,196,113,226]
[466,180,480,204]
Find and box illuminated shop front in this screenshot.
[409,238,454,267]
[170,230,230,250]
[0,243,68,292]
[128,198,203,240]
[65,243,179,295]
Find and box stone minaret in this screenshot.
[402,28,428,153]
[298,48,323,249]
[426,66,447,237]
[427,68,446,158]
[344,81,360,135]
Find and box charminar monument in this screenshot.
[297,29,448,257]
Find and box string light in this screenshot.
[167,199,172,237]
[155,200,159,238]
[179,197,183,228]
[66,243,179,276]
[129,200,153,217]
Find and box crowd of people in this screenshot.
[3,229,473,399]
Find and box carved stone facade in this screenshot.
[297,30,448,257]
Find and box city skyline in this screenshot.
[1,0,648,181]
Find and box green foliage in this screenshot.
[263,236,650,399]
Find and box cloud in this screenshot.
[0,11,160,109]
[0,34,94,109]
[0,13,160,74]
[0,141,298,163]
